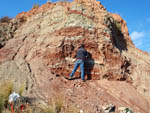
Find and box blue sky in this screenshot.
[0,0,150,52]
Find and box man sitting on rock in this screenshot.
[69,44,88,82]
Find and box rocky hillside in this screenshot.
[0,0,150,113]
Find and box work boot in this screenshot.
[82,79,86,82]
[68,76,73,80]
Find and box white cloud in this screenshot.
[130,31,150,52]
[130,31,145,40]
[133,39,142,47]
[130,31,145,50]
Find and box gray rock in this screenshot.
[118,107,134,113]
[102,104,116,113]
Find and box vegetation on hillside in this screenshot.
[0,81,13,113]
[0,16,11,23]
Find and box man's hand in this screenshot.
[72,59,76,62]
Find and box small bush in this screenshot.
[0,16,11,23]
[114,20,122,31]
[42,96,80,113]
[66,106,80,113]
[32,4,40,9]
[54,97,63,113]
[0,96,4,113]
[42,96,64,113]
[18,84,25,96]
[0,81,13,113]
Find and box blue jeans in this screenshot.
[70,59,85,80]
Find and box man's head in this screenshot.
[80,44,85,48]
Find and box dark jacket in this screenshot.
[76,47,88,60]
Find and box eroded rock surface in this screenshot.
[0,17,26,48]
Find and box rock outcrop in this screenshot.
[0,0,150,113]
[0,17,26,48]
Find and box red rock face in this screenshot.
[0,0,150,112]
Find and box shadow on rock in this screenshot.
[85,52,95,80]
[111,19,128,52]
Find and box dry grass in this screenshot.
[0,96,4,113]
[0,81,13,113]
[41,95,80,113]
[32,4,40,9]
[66,106,80,113]
[43,96,64,113]
[0,81,79,113]
[18,84,25,96]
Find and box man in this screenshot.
[69,44,88,82]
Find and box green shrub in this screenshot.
[114,20,122,31]
[32,4,40,9]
